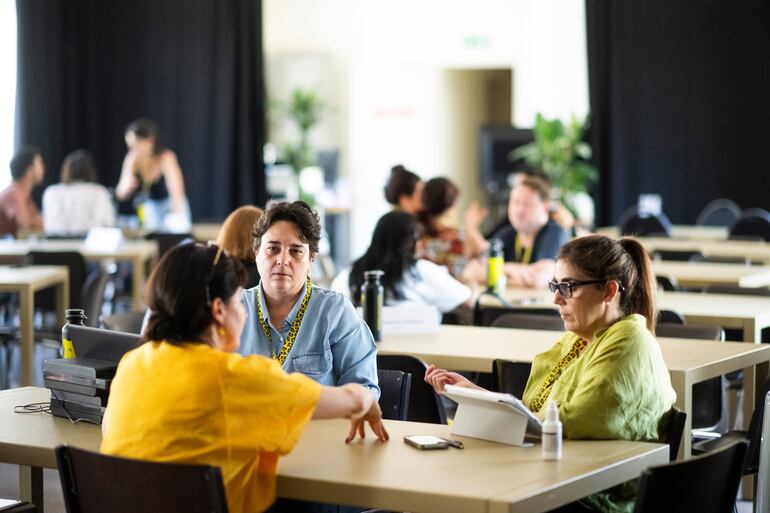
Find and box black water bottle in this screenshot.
[61,309,87,358]
[362,270,384,342]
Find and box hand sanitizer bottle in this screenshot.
[542,400,562,460]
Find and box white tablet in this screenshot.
[444,385,542,438]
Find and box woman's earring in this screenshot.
[218,326,226,337]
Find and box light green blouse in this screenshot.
[521,314,676,513]
[523,313,676,440]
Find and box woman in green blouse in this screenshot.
[425,234,676,513]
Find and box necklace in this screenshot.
[256,277,312,364]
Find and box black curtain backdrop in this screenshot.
[15,0,266,220]
[586,1,770,226]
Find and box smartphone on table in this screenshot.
[403,435,464,450]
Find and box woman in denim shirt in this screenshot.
[239,201,380,399]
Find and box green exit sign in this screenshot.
[463,36,491,48]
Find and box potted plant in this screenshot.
[509,113,598,220]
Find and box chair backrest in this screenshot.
[491,359,532,398]
[703,284,770,297]
[475,305,560,327]
[655,274,679,292]
[652,249,704,262]
[729,208,770,242]
[754,391,770,513]
[377,354,447,424]
[656,323,725,431]
[100,311,146,334]
[490,312,563,331]
[633,440,747,513]
[657,309,686,325]
[377,369,412,421]
[696,199,741,227]
[82,269,110,327]
[741,372,770,475]
[145,232,194,258]
[691,254,750,265]
[28,251,88,309]
[618,207,673,237]
[56,445,229,513]
[657,407,687,461]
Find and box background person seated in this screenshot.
[333,211,475,318]
[216,204,264,288]
[383,164,423,215]
[42,149,115,236]
[102,242,388,513]
[467,175,568,288]
[0,146,45,237]
[239,201,380,397]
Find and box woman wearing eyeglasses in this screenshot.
[239,201,380,398]
[101,243,388,513]
[425,234,675,513]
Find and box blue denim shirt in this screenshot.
[240,283,380,398]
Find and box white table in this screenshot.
[596,225,729,241]
[0,266,69,386]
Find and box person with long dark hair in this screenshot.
[102,242,388,513]
[115,118,190,231]
[424,234,675,513]
[332,211,472,315]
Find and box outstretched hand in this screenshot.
[424,364,477,394]
[346,400,389,444]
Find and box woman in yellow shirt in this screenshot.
[425,234,675,513]
[101,242,388,513]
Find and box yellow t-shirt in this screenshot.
[101,341,321,513]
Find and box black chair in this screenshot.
[377,354,446,424]
[100,311,146,334]
[657,407,687,461]
[82,268,110,327]
[691,254,750,265]
[693,373,770,479]
[475,305,560,328]
[652,249,703,262]
[377,369,411,421]
[56,445,229,513]
[655,275,679,292]
[491,359,532,398]
[657,309,686,325]
[490,312,563,331]
[657,323,726,435]
[145,232,195,258]
[618,206,673,237]
[696,199,741,227]
[703,284,770,297]
[633,440,747,513]
[28,251,88,310]
[729,208,770,242]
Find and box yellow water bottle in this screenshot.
[487,239,505,295]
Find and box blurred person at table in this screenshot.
[332,211,475,320]
[466,174,568,288]
[115,118,191,231]
[102,242,388,513]
[383,164,423,215]
[0,146,44,237]
[42,149,115,237]
[239,201,380,397]
[216,205,264,288]
[424,234,676,513]
[416,176,489,281]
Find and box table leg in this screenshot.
[741,364,759,500]
[19,285,34,387]
[670,371,691,459]
[19,465,44,513]
[743,319,759,344]
[131,256,146,311]
[54,278,69,328]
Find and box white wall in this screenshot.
[0,0,17,188]
[264,0,588,261]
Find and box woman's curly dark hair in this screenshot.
[252,201,321,255]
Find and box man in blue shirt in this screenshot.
[239,201,380,399]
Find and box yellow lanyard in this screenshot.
[256,277,313,364]
[528,337,589,413]
[514,234,533,264]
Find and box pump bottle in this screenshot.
[542,400,563,460]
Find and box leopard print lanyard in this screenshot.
[256,277,313,364]
[528,337,589,413]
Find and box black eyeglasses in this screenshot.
[547,279,606,298]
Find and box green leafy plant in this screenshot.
[509,113,598,213]
[271,88,326,174]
